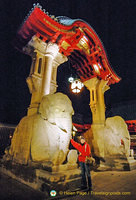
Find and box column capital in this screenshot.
[45,42,59,59]
[83,77,99,90]
[84,77,110,93]
[53,52,68,68]
[98,79,110,93]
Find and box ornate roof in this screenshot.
[14,4,121,85]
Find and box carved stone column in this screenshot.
[97,79,110,124]
[26,38,68,116]
[84,77,110,126]
[41,42,59,97]
[84,77,110,158]
[50,52,68,94]
[27,50,44,116]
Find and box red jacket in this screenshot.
[71,139,91,162]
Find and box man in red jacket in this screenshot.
[70,136,93,191]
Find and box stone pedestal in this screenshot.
[36,163,81,193]
[0,160,81,197]
[97,156,136,171]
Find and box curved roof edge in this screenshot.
[14,4,121,85]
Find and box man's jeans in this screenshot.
[79,162,92,188]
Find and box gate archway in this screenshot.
[14,4,121,125]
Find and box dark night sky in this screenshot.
[0,0,136,124]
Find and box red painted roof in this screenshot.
[14,5,121,85]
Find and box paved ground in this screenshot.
[0,169,136,200]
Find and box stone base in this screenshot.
[96,156,136,171]
[0,160,81,197]
[36,168,81,193]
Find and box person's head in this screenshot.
[80,136,85,144]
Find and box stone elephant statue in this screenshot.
[7,93,74,165]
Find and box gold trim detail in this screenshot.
[61,41,71,50]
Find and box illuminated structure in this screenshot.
[15,5,120,84]
[14,4,120,124]
[3,4,136,195]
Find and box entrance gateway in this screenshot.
[14,4,120,122]
[1,4,136,196]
